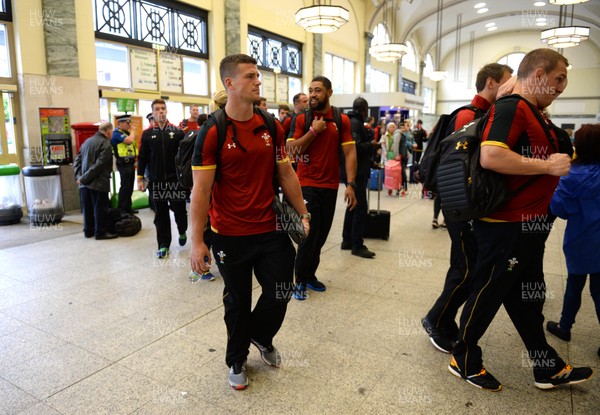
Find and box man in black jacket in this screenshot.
[341,97,377,258]
[137,99,187,258]
[74,122,117,240]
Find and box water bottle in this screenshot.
[189,256,210,284]
[189,270,201,284]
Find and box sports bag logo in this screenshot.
[455,140,469,151]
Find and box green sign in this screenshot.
[116,98,135,113]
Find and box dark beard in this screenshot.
[311,99,327,112]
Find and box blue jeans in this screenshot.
[559,273,600,331]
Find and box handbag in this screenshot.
[272,195,306,244]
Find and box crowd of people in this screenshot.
[73,49,598,392]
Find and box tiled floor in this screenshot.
[0,185,598,414]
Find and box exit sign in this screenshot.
[116,98,135,112]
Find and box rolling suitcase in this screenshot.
[384,159,402,190]
[364,170,390,240]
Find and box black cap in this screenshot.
[116,114,131,123]
[146,113,154,121]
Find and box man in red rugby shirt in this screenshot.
[422,63,513,353]
[288,76,357,300]
[282,92,308,138]
[189,54,309,390]
[449,48,593,391]
[179,104,201,133]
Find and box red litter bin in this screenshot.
[71,122,100,153]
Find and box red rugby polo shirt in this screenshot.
[192,113,288,235]
[289,108,354,189]
[481,96,560,222]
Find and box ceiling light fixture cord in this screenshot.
[436,0,443,70]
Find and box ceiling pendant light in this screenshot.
[541,2,590,48]
[369,0,407,62]
[295,0,350,34]
[548,0,590,5]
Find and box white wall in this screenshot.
[435,32,600,124]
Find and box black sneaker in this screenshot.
[421,317,455,354]
[306,279,326,292]
[293,283,308,301]
[534,364,593,390]
[178,233,187,246]
[448,357,502,391]
[341,241,352,250]
[546,321,571,341]
[351,245,375,258]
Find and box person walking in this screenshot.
[449,48,593,391]
[137,99,187,258]
[189,54,309,390]
[288,76,357,300]
[422,63,513,352]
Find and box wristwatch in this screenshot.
[300,213,311,221]
[347,181,356,189]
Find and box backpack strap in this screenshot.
[303,109,314,136]
[252,108,279,195]
[287,113,298,139]
[497,94,558,153]
[332,106,343,143]
[212,109,228,182]
[303,106,344,144]
[213,107,280,194]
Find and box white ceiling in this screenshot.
[369,0,600,60]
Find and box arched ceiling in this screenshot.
[367,0,600,63]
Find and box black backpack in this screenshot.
[436,95,562,222]
[177,107,277,189]
[106,208,142,236]
[417,104,483,193]
[115,214,142,237]
[175,129,198,189]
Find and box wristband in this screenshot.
[309,127,317,137]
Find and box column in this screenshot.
[418,60,425,97]
[397,60,403,92]
[42,0,78,77]
[313,33,322,76]
[225,0,241,56]
[364,32,373,93]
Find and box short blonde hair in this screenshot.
[209,90,228,113]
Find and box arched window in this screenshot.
[423,53,434,78]
[371,23,390,47]
[497,53,526,72]
[402,41,417,73]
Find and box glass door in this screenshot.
[0,91,18,165]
